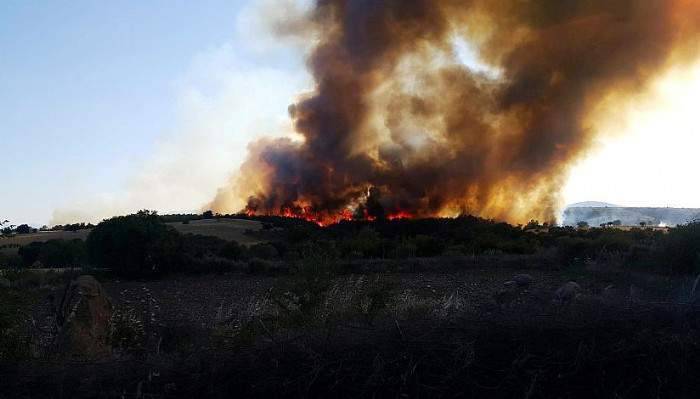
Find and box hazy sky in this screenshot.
[2,1,700,226]
[1,0,308,226]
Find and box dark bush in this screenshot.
[18,242,42,266]
[247,258,272,274]
[413,234,446,257]
[292,240,338,261]
[182,234,227,259]
[46,239,85,267]
[185,257,243,274]
[660,222,700,274]
[0,253,22,269]
[556,236,592,265]
[340,227,383,258]
[86,210,183,278]
[15,224,35,235]
[219,241,247,261]
[248,243,279,260]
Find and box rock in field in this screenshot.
[553,281,581,305]
[512,274,534,288]
[55,275,113,358]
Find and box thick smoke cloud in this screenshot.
[211,0,700,224]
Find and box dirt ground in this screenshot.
[5,264,700,398]
[98,266,677,340]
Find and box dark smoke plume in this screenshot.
[211,0,700,224]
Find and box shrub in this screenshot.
[389,239,417,258]
[341,227,383,258]
[109,307,145,353]
[353,277,396,325]
[556,236,592,265]
[18,242,42,266]
[247,258,272,274]
[660,222,700,274]
[0,289,33,361]
[18,239,87,268]
[15,224,35,235]
[186,257,243,274]
[248,243,279,260]
[0,253,23,270]
[413,234,445,257]
[219,241,247,261]
[86,210,183,278]
[182,234,227,259]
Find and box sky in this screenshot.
[2,1,700,226]
[1,0,309,226]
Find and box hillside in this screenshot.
[0,218,264,255]
[562,206,700,227]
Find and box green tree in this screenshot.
[15,224,35,235]
[86,210,183,278]
[660,222,700,274]
[18,242,42,266]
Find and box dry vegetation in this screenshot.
[0,231,90,255]
[0,218,263,257]
[3,265,700,398]
[3,215,700,397]
[168,218,263,245]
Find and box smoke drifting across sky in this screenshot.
[211,0,700,224]
[50,1,311,226]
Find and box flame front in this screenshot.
[210,0,700,225]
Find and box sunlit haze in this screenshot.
[564,62,700,210]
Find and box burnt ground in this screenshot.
[3,262,700,398]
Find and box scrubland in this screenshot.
[2,214,700,398]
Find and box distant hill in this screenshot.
[562,204,700,227]
[566,201,620,208]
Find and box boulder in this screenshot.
[503,280,517,289]
[553,281,581,305]
[512,274,534,288]
[55,275,113,358]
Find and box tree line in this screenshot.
[2,211,700,277]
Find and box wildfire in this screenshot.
[245,206,352,226]
[244,200,415,227]
[388,211,413,221]
[208,0,700,226]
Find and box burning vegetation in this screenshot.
[211,0,700,226]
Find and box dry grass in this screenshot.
[0,231,90,255]
[5,267,700,397]
[169,218,263,245]
[0,219,264,255]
